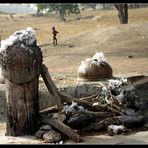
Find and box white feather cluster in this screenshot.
[0,27,36,53]
[108,125,126,134]
[108,78,129,90]
[108,79,123,89]
[79,58,91,74]
[62,101,85,114]
[92,51,106,63]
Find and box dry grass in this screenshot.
[0,8,148,44]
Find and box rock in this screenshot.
[124,108,138,116]
[35,130,47,138]
[35,125,53,138]
[39,125,52,131]
[67,113,93,129]
[127,55,134,58]
[43,130,61,143]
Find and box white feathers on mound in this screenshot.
[92,51,106,63]
[0,27,36,53]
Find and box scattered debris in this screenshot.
[36,64,144,143]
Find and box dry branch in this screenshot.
[79,94,98,101]
[81,110,110,118]
[60,93,106,111]
[107,104,127,116]
[41,64,63,111]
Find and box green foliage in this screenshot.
[79,3,97,10]
[0,11,7,14]
[36,3,80,20]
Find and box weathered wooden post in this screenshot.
[0,27,43,136]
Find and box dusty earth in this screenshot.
[0,8,148,144]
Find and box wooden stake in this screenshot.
[41,64,63,111]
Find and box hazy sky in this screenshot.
[0,4,37,13]
[0,3,37,9]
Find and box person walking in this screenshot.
[52,26,59,46]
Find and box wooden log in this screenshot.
[41,64,63,111]
[117,115,143,125]
[40,114,80,142]
[52,113,66,122]
[132,77,148,88]
[81,110,110,118]
[82,115,143,132]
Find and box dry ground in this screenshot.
[0,8,148,76]
[0,8,148,144]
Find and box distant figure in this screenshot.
[52,26,59,46]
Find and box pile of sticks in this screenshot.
[38,64,144,143]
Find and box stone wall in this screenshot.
[0,75,148,123]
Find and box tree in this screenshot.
[89,3,97,10]
[115,4,128,24]
[36,3,47,16]
[102,3,114,10]
[79,3,97,10]
[36,3,80,21]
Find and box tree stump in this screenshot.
[0,27,43,136]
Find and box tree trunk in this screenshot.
[0,29,43,136]
[59,10,65,21]
[102,4,106,9]
[37,8,42,16]
[115,4,128,24]
[5,78,39,136]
